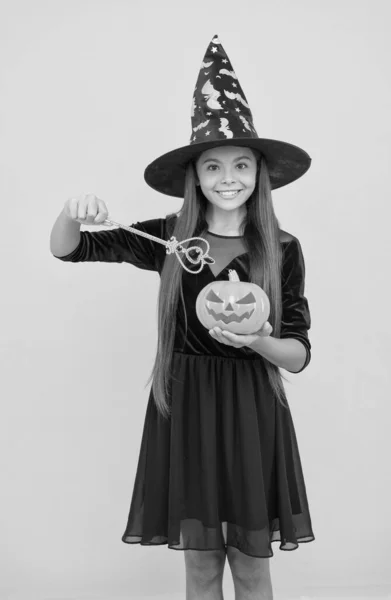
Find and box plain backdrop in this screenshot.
[1,0,390,599]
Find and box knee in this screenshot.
[227,546,271,583]
[184,549,226,582]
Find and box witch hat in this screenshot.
[144,34,311,198]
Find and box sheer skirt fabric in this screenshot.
[121,352,315,558]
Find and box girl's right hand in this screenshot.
[64,193,109,225]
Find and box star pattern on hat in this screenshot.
[188,35,259,144]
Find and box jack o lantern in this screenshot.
[196,269,270,335]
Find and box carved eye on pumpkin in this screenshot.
[206,289,224,303]
[235,292,256,304]
[206,289,256,305]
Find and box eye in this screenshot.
[206,289,224,303]
[207,164,219,171]
[237,163,249,169]
[236,292,256,304]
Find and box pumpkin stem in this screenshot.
[228,269,240,282]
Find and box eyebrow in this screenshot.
[202,155,253,164]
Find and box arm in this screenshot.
[247,336,308,373]
[50,209,81,257]
[248,237,312,373]
[50,209,165,271]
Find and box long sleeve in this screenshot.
[280,237,312,373]
[53,218,165,272]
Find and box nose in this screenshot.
[221,168,236,184]
[221,176,236,184]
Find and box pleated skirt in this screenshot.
[121,351,315,558]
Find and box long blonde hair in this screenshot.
[145,154,290,421]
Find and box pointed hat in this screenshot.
[144,35,311,198]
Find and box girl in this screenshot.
[51,35,314,600]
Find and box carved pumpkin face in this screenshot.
[196,269,270,335]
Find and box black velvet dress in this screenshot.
[55,216,315,558]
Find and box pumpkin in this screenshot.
[195,269,270,335]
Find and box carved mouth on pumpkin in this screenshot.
[206,306,255,324]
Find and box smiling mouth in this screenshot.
[216,190,243,198]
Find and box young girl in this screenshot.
[51,35,314,600]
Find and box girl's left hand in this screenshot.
[209,321,273,349]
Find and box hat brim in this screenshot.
[144,137,311,198]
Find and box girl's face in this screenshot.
[195,146,258,212]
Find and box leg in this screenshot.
[184,548,227,600]
[227,545,273,600]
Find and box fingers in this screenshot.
[95,198,109,223]
[260,321,273,336]
[79,193,97,220]
[79,193,104,221]
[209,327,242,348]
[208,321,273,348]
[209,327,228,344]
[66,193,109,224]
